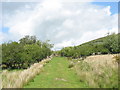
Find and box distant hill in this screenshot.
[59,33,120,58]
[80,33,119,46]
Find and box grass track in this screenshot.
[24,57,87,88]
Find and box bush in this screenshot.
[113,54,120,64]
[68,62,74,68]
[2,35,53,69]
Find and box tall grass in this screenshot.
[72,54,118,88]
[1,57,52,88]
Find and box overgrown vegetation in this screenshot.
[71,55,118,88]
[59,33,120,58]
[2,58,51,88]
[2,35,53,69]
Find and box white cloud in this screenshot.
[41,0,62,10]
[2,0,119,2]
[63,19,74,29]
[2,1,118,50]
[2,0,94,3]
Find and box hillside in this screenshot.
[79,33,120,47]
[59,33,120,58]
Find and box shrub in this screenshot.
[68,62,74,68]
[113,54,120,64]
[2,35,53,69]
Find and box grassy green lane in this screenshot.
[24,57,87,88]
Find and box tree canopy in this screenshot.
[2,35,53,69]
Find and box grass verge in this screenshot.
[2,57,52,88]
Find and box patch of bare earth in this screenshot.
[55,78,67,82]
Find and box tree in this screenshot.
[19,35,37,45]
[104,33,119,53]
[2,35,53,69]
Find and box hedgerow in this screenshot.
[2,35,53,69]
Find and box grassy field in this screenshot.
[24,57,87,88]
[72,54,119,88]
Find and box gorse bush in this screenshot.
[2,35,53,69]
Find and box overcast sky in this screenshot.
[1,0,119,50]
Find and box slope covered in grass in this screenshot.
[72,54,118,88]
[24,57,87,88]
[59,33,120,58]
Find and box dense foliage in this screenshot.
[59,33,120,58]
[2,35,53,69]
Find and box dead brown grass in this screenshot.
[1,57,52,88]
[73,54,118,88]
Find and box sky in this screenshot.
[1,0,119,50]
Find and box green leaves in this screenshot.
[2,35,53,69]
[104,33,119,53]
[19,35,37,45]
[59,33,120,58]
